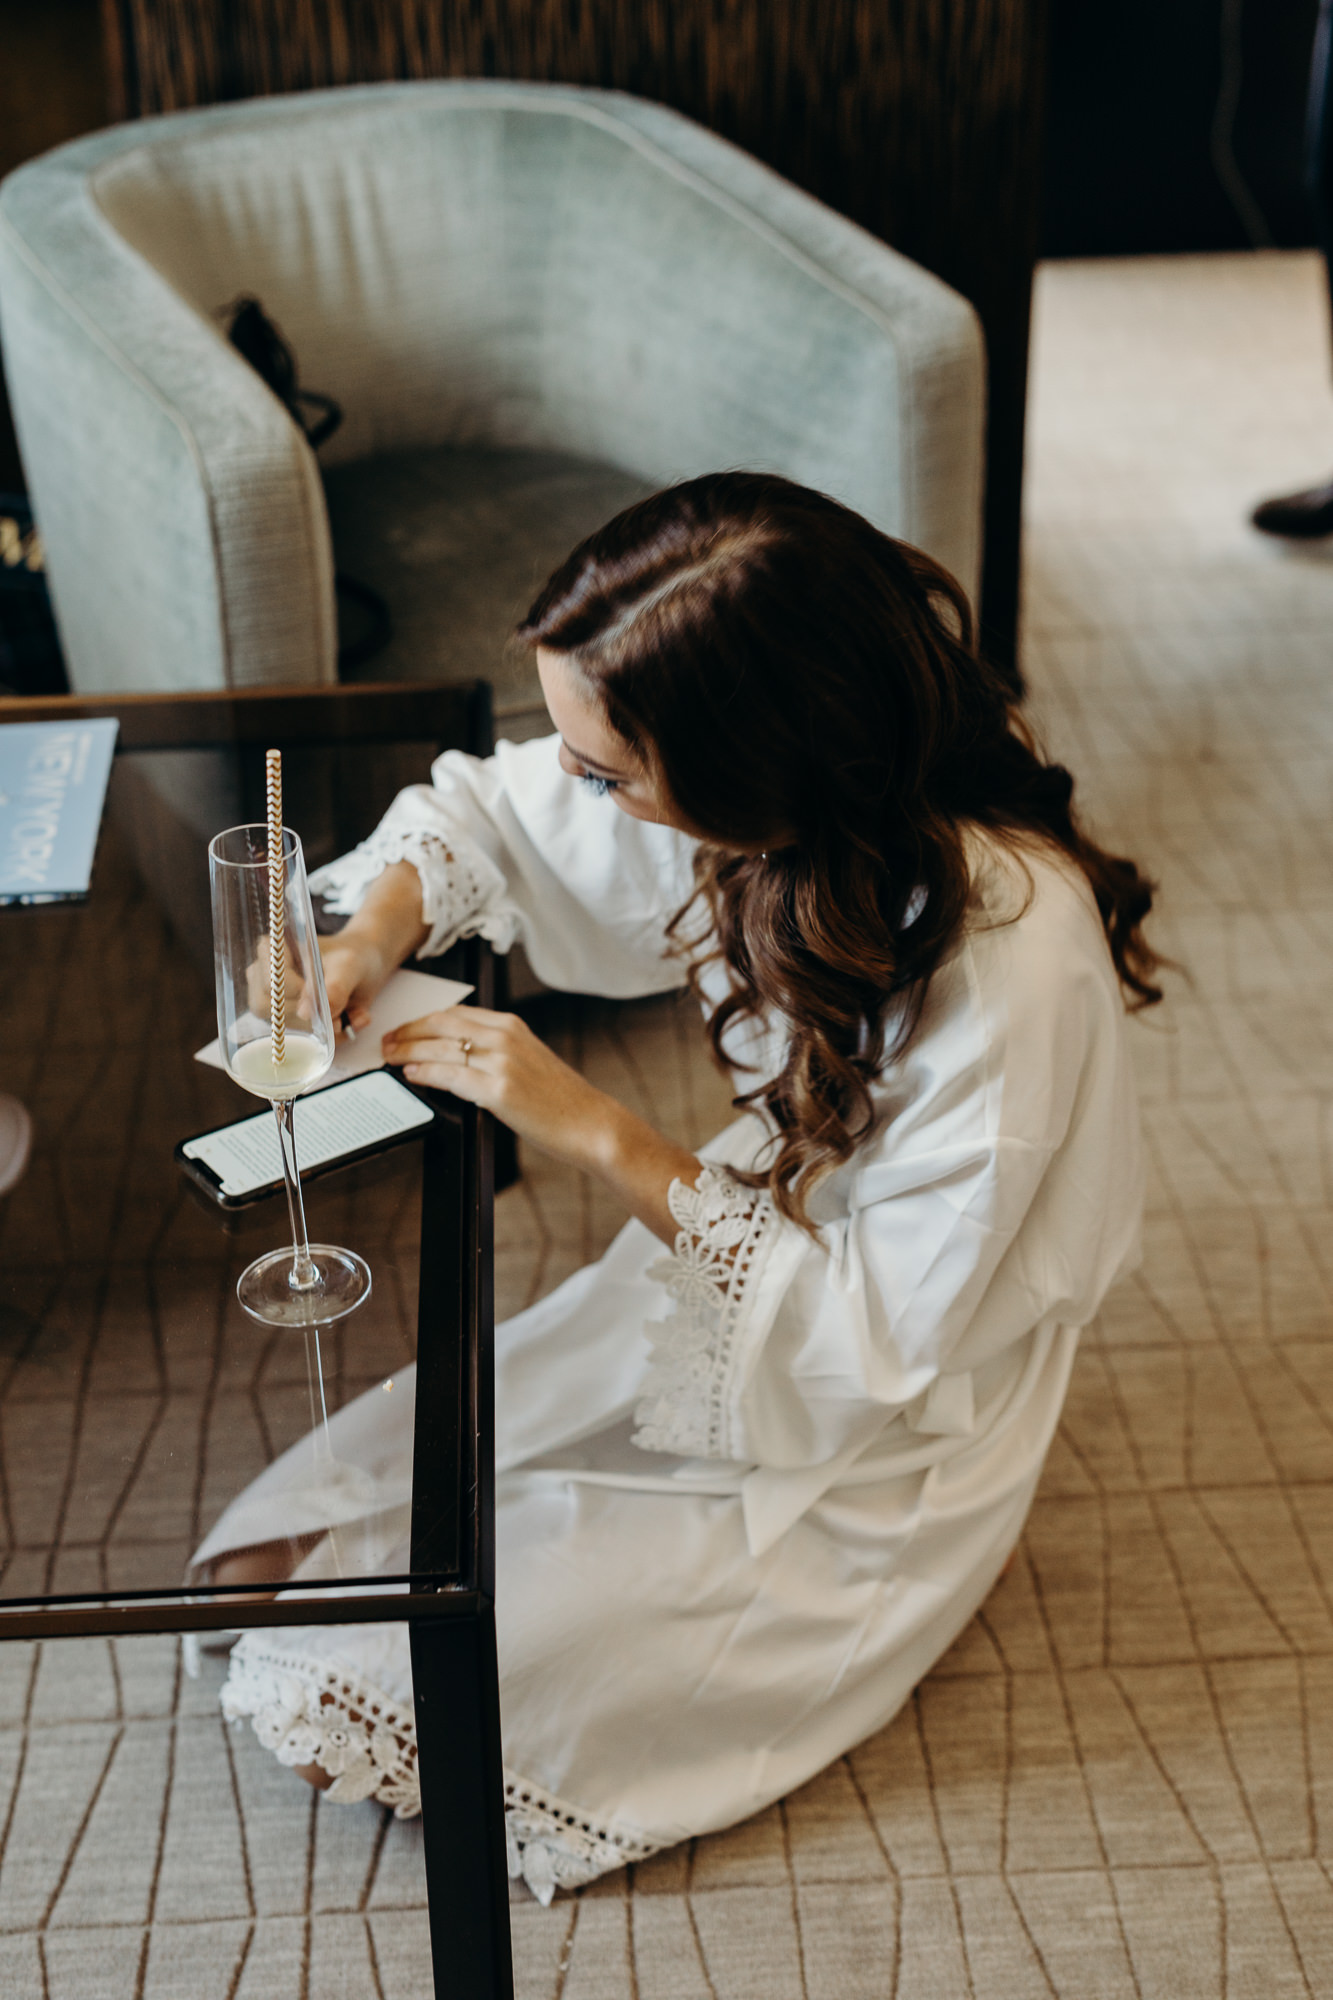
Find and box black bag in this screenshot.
[224,296,391,670]
[0,493,66,696]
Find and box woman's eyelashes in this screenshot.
[578,771,622,797]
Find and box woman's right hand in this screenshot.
[318,930,393,1035]
[314,861,429,1037]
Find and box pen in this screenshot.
[340,1012,358,1042]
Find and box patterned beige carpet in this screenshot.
[5,249,1333,1995]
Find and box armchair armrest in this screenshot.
[0,130,336,697]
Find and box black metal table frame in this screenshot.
[0,682,514,2000]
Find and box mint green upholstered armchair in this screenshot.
[0,81,984,731]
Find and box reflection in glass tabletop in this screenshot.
[0,761,460,1624]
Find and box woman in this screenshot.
[193,473,1159,1903]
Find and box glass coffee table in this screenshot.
[0,684,514,1998]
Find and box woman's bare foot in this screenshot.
[205,1532,327,1603]
[292,1761,335,1791]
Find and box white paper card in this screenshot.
[194,966,473,1088]
[181,1070,435,1198]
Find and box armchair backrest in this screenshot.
[94,88,977,558]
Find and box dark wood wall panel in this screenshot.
[102,0,1049,676]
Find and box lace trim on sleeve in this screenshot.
[633,1163,778,1461]
[219,1637,660,1904]
[310,823,512,958]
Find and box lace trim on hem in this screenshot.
[503,1775,660,1905]
[633,1163,778,1460]
[219,1638,662,1904]
[221,1636,421,1818]
[311,823,508,957]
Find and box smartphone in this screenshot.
[176,1069,435,1210]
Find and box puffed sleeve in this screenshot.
[632,850,1144,1543]
[310,734,697,998]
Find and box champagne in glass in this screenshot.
[209,821,372,1327]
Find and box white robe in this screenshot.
[195,736,1144,1904]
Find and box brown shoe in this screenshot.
[1251,479,1333,538]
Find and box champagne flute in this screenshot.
[209,821,371,1326]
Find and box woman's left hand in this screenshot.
[382,1006,620,1171]
[384,1004,705,1245]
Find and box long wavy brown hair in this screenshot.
[519,472,1161,1231]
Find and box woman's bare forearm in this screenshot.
[335,861,430,974]
[584,1099,701,1246]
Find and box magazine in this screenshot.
[0,716,118,904]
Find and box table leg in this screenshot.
[411,1608,514,2000]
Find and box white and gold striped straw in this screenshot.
[266,748,286,1065]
